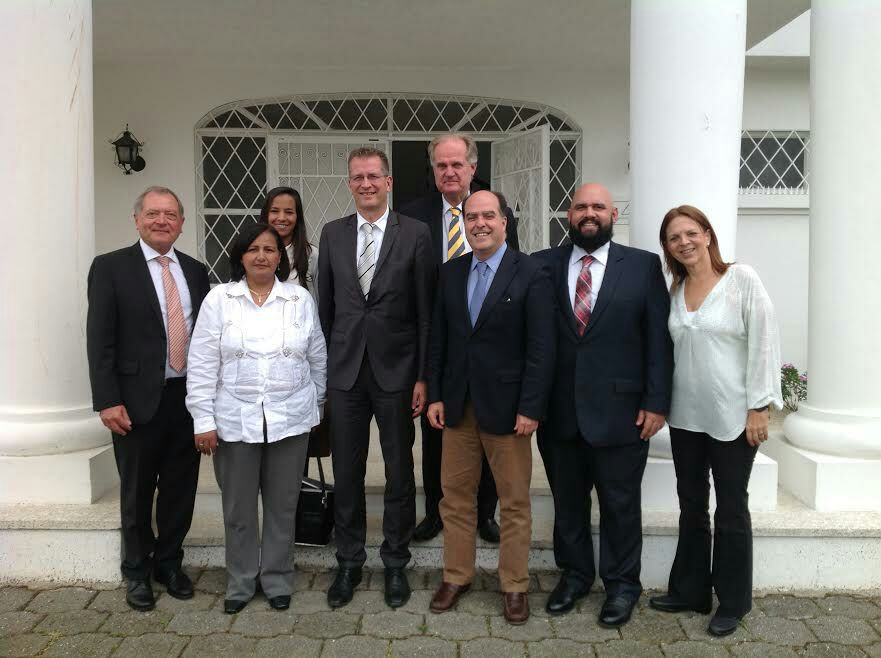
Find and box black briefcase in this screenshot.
[295,457,334,546]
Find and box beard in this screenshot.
[568,219,614,253]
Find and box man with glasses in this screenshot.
[318,147,435,610]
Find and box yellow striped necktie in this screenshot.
[447,207,465,261]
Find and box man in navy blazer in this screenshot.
[426,190,555,624]
[533,183,673,627]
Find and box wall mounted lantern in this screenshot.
[111,125,146,175]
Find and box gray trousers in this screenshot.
[213,434,309,601]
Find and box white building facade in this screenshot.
[2,0,880,586]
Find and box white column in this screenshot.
[779,3,881,476]
[0,0,116,503]
[629,0,746,261]
[629,0,746,457]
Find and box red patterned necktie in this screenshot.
[574,254,593,336]
[156,255,189,372]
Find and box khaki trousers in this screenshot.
[439,403,532,592]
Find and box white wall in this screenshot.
[93,62,629,257]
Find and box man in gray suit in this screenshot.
[318,146,435,610]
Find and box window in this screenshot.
[739,130,809,193]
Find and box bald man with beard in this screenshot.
[532,183,673,627]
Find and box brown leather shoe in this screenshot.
[429,582,471,613]
[503,592,530,625]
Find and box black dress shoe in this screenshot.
[649,593,712,615]
[154,568,194,600]
[546,577,590,615]
[125,579,155,611]
[224,599,248,614]
[477,517,501,544]
[413,514,443,542]
[599,594,637,627]
[268,595,291,610]
[384,568,411,608]
[708,610,741,636]
[327,566,362,609]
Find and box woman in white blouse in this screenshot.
[186,223,327,615]
[649,205,782,637]
[260,186,318,301]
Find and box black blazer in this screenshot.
[428,247,556,435]
[533,242,673,447]
[318,211,435,392]
[398,191,520,265]
[86,242,210,425]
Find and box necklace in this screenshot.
[248,286,272,304]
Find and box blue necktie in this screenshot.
[469,261,490,326]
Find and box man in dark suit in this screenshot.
[318,147,435,610]
[399,132,519,544]
[533,182,673,626]
[426,190,555,625]
[87,186,210,611]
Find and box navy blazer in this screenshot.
[532,242,673,447]
[428,247,556,435]
[86,242,211,424]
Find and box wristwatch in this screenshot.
[751,405,769,412]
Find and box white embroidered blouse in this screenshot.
[667,264,783,441]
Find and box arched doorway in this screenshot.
[195,93,582,283]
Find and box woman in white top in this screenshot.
[260,186,318,301]
[649,205,782,637]
[186,223,327,615]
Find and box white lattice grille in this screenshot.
[196,93,582,281]
[274,140,389,245]
[492,126,549,254]
[739,130,810,193]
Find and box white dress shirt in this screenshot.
[667,264,783,441]
[442,197,472,262]
[186,278,327,444]
[284,241,319,303]
[139,239,194,378]
[356,207,389,268]
[567,241,610,311]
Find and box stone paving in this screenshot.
[3,568,881,657]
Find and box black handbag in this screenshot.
[295,457,335,546]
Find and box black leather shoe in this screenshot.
[599,594,637,627]
[327,566,362,609]
[546,577,590,615]
[268,595,291,610]
[413,514,444,542]
[477,517,501,544]
[125,579,155,611]
[224,599,248,614]
[649,593,712,615]
[708,611,741,636]
[384,568,411,608]
[154,568,194,600]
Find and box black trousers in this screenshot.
[112,378,200,580]
[420,415,498,521]
[542,435,649,600]
[329,356,416,569]
[668,427,758,617]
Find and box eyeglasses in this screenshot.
[348,173,388,184]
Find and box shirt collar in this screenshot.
[228,277,292,304]
[356,206,390,233]
[570,240,611,267]
[471,241,507,273]
[140,238,179,264]
[442,195,466,217]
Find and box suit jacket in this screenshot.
[318,211,435,392]
[398,192,520,265]
[428,247,556,435]
[533,242,673,447]
[86,242,211,425]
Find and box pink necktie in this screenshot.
[574,255,593,336]
[156,256,188,372]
